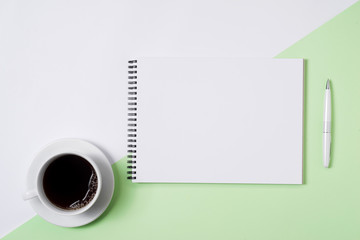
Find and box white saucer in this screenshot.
[25,138,114,227]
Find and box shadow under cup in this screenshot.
[38,153,102,215]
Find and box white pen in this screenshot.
[323,79,331,168]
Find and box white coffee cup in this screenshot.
[23,152,102,216]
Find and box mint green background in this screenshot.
[3,2,360,239]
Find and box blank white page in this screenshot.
[130,58,303,184]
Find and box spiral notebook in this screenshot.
[127,58,303,184]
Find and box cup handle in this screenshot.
[23,190,38,201]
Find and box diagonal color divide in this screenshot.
[2,1,360,239]
[0,1,357,237]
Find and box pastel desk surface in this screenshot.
[1,1,360,240]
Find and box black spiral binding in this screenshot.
[127,60,137,180]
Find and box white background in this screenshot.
[0,0,356,237]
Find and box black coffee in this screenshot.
[43,154,98,210]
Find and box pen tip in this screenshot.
[326,79,330,89]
